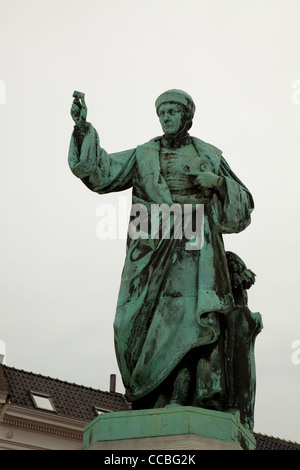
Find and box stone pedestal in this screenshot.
[83,406,256,450]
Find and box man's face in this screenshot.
[158,102,184,136]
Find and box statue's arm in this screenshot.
[68,92,136,194]
[208,156,254,234]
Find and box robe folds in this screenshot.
[68,123,254,402]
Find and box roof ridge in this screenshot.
[254,432,300,446]
[2,364,123,396]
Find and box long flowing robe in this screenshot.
[68,123,254,402]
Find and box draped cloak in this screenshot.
[68,123,254,402]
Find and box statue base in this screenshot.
[83,406,256,450]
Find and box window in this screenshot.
[30,392,56,412]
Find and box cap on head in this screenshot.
[155,89,196,118]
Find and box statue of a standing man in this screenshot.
[68,89,262,431]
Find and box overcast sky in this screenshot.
[1,0,300,444]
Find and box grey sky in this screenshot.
[1,0,300,443]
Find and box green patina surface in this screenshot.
[83,407,256,450]
[69,89,262,441]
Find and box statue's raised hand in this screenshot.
[71,90,88,126]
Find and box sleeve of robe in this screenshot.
[209,155,254,234]
[68,122,136,193]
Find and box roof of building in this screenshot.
[254,433,300,451]
[0,364,130,422]
[1,364,299,450]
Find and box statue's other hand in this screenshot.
[193,171,220,189]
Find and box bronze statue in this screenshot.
[69,89,262,433]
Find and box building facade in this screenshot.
[0,365,129,450]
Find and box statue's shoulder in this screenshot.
[138,136,161,150]
[191,136,223,160]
